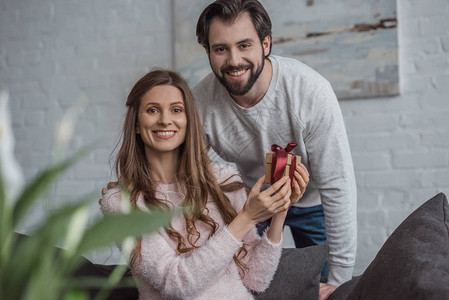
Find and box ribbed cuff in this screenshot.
[261,230,283,247]
[327,264,354,286]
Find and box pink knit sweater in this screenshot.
[101,163,282,300]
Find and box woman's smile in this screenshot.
[153,130,177,138]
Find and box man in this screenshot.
[193,0,357,298]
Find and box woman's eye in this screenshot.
[147,108,158,114]
[172,108,183,113]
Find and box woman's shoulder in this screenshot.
[211,161,242,184]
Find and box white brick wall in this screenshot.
[2,0,449,277]
[341,0,449,275]
[0,0,173,262]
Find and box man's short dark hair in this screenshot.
[196,0,272,57]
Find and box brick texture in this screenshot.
[0,0,172,264]
[340,0,449,274]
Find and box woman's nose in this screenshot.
[158,112,172,125]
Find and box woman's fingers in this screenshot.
[263,176,290,197]
[271,178,291,201]
[270,178,292,212]
[248,175,266,198]
[254,175,266,191]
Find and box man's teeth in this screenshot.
[156,131,174,136]
[229,70,245,76]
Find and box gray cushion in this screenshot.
[342,193,449,300]
[256,244,328,300]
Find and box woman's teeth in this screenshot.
[155,131,174,136]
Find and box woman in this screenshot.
[100,69,309,299]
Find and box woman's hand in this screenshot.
[227,175,291,241]
[243,175,292,224]
[290,163,309,206]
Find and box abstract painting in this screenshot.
[174,0,399,100]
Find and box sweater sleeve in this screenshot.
[216,163,283,292]
[304,80,357,285]
[239,228,282,292]
[134,226,243,299]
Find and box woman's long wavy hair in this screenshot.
[115,69,248,273]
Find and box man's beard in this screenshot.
[212,56,265,96]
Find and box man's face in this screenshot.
[206,13,270,96]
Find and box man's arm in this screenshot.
[305,80,357,286]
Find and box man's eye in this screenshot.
[215,47,226,53]
[241,44,250,49]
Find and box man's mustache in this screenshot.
[221,64,252,73]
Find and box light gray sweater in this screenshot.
[193,55,357,285]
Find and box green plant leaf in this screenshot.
[63,289,90,300]
[0,166,13,267]
[3,198,91,299]
[12,147,90,228]
[76,207,179,255]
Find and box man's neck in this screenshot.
[231,58,272,109]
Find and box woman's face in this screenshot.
[136,85,187,157]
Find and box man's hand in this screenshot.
[290,163,309,205]
[98,181,117,205]
[319,283,338,300]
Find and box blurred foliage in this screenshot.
[0,93,177,300]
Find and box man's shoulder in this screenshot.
[192,72,226,116]
[192,72,218,99]
[272,55,329,85]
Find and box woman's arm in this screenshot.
[237,205,289,293]
[100,187,243,299]
[266,211,288,244]
[223,176,291,293]
[238,165,309,292]
[134,226,243,299]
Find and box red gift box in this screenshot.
[264,143,301,185]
